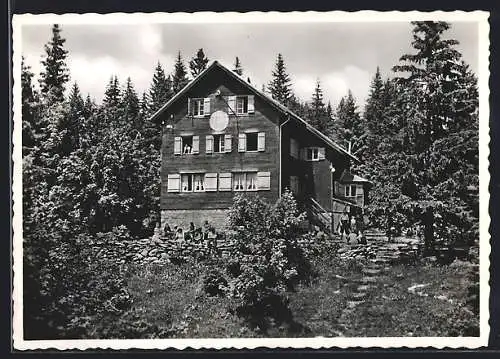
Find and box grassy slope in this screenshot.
[126,256,478,338]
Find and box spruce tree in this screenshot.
[59,82,84,154]
[172,51,189,94]
[189,48,209,77]
[21,57,38,148]
[102,75,121,111]
[233,56,243,76]
[268,53,292,106]
[148,62,173,113]
[333,90,365,155]
[307,80,331,134]
[122,77,140,126]
[39,24,70,101]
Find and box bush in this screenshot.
[202,267,228,297]
[225,191,310,329]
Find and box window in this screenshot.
[214,134,225,153]
[192,99,204,116]
[181,173,205,192]
[181,174,193,192]
[345,185,357,197]
[236,96,248,114]
[303,147,325,161]
[246,133,258,151]
[307,147,319,161]
[233,172,258,191]
[182,136,193,154]
[228,95,254,115]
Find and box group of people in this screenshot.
[337,210,367,245]
[163,220,218,245]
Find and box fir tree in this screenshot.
[333,90,365,155]
[39,24,70,101]
[307,80,331,134]
[148,62,173,113]
[268,53,292,106]
[122,77,140,126]
[59,82,84,154]
[189,48,209,77]
[21,57,38,148]
[102,75,121,118]
[233,56,243,76]
[172,51,189,94]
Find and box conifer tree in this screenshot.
[59,82,84,153]
[268,53,292,106]
[39,24,70,101]
[172,51,189,94]
[307,80,331,134]
[333,90,365,155]
[102,75,121,119]
[148,62,173,113]
[122,77,140,126]
[21,57,38,148]
[233,56,243,76]
[189,48,209,77]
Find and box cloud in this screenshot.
[323,65,372,107]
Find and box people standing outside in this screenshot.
[339,209,350,243]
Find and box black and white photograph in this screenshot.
[12,11,490,350]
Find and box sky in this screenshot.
[20,20,479,110]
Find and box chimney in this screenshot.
[347,141,352,154]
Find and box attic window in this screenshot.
[192,99,204,116]
[236,96,248,114]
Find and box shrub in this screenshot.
[225,191,310,329]
[202,267,228,297]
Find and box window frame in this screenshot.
[236,96,249,115]
[233,172,258,192]
[245,132,258,152]
[181,136,194,155]
[345,184,357,197]
[192,98,205,117]
[213,134,225,153]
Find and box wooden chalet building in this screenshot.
[150,61,370,231]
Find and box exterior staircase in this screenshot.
[306,198,333,232]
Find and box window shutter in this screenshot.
[192,135,200,154]
[205,173,218,192]
[258,132,266,152]
[238,133,246,152]
[334,181,340,196]
[206,135,214,154]
[187,98,191,116]
[247,95,255,113]
[167,174,180,192]
[257,171,271,190]
[228,96,237,114]
[203,97,211,116]
[300,148,306,160]
[174,137,182,155]
[219,172,232,191]
[318,147,326,160]
[224,134,232,153]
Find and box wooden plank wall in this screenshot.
[160,67,281,210]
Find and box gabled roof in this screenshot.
[339,170,372,184]
[149,60,359,162]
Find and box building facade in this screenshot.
[151,61,368,230]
